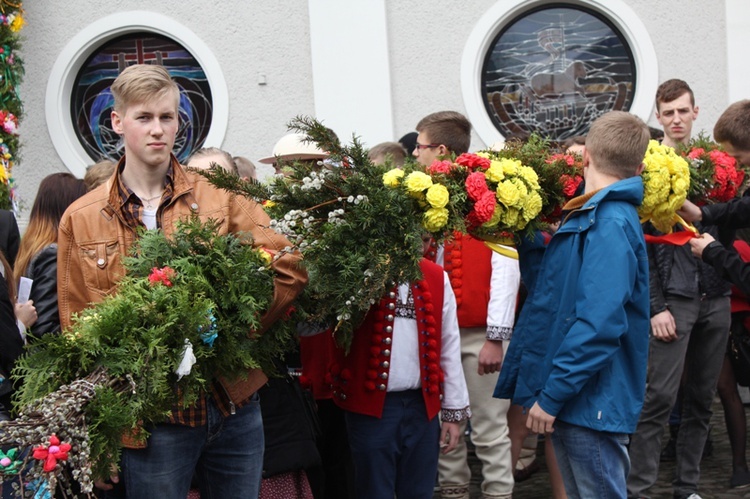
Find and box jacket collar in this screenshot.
[105,154,193,217]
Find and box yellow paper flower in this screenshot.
[10,13,24,33]
[425,184,449,209]
[496,180,521,207]
[518,166,540,190]
[499,158,521,176]
[383,168,405,187]
[482,205,503,228]
[476,152,491,159]
[485,161,505,183]
[404,171,433,194]
[423,207,449,232]
[522,191,543,220]
[258,249,273,265]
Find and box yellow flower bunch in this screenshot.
[404,171,433,194]
[638,140,690,233]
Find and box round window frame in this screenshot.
[46,11,228,178]
[461,0,658,147]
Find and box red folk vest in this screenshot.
[444,232,491,328]
[328,259,445,419]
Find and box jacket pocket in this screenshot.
[79,241,123,298]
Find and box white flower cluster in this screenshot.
[299,171,329,192]
[269,209,312,236]
[346,194,368,205]
[327,208,346,225]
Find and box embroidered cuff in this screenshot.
[441,406,471,422]
[487,325,513,341]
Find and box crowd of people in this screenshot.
[0,64,748,499]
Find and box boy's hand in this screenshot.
[527,402,555,434]
[651,310,677,342]
[94,464,119,491]
[677,200,702,223]
[689,233,715,258]
[478,340,504,375]
[439,421,461,454]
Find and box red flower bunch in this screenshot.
[465,171,490,201]
[33,435,72,472]
[148,266,176,287]
[686,146,746,204]
[542,153,584,220]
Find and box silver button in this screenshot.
[385,326,393,333]
[340,393,347,400]
[97,258,105,266]
[381,361,389,368]
[386,314,394,322]
[383,338,392,345]
[387,303,396,310]
[191,203,199,211]
[378,384,386,391]
[379,372,388,379]
[383,349,391,357]
[388,291,396,299]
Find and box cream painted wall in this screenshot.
[14,0,733,221]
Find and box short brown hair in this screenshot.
[110,64,180,112]
[84,159,116,191]
[187,147,238,175]
[368,141,408,167]
[415,111,471,155]
[714,100,750,151]
[563,136,586,149]
[655,79,694,112]
[586,111,649,178]
[233,156,257,180]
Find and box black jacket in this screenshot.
[26,244,60,338]
[702,241,750,296]
[0,209,19,267]
[646,222,732,317]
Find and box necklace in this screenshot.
[139,192,163,210]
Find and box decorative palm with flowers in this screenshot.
[682,133,748,205]
[0,218,294,496]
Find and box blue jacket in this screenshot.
[494,176,650,433]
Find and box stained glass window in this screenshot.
[481,4,636,140]
[71,33,213,163]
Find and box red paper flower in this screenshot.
[427,160,455,175]
[473,191,497,224]
[455,153,491,171]
[465,172,490,201]
[148,266,176,287]
[561,174,584,198]
[546,153,576,166]
[32,435,72,472]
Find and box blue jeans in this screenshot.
[344,390,439,499]
[120,394,263,499]
[551,420,630,499]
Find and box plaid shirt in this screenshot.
[115,163,242,426]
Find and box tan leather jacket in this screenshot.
[57,156,307,406]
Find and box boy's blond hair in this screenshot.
[585,111,649,178]
[110,64,180,112]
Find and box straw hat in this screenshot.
[258,133,329,164]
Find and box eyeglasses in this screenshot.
[414,143,441,153]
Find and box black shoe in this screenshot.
[730,468,750,489]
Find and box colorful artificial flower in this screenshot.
[455,152,491,170]
[423,207,450,232]
[465,171,490,201]
[148,266,176,287]
[0,448,21,473]
[32,435,72,472]
[258,248,274,265]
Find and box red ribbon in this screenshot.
[644,231,697,246]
